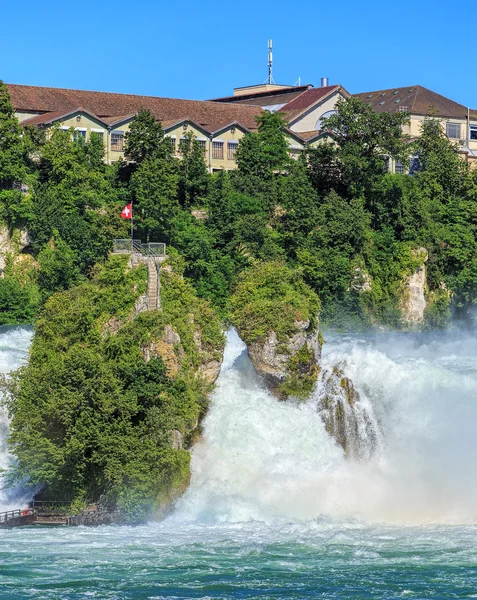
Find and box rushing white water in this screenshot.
[174,328,477,526]
[0,326,33,511]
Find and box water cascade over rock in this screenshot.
[174,329,477,525]
[316,364,379,460]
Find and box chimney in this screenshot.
[321,77,329,87]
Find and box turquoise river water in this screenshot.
[1,326,477,599]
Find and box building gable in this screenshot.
[284,87,349,133]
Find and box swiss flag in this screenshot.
[121,203,132,219]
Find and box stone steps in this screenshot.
[147,259,161,311]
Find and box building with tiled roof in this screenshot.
[8,83,266,170]
[353,85,477,165]
[212,80,477,167]
[210,80,350,135]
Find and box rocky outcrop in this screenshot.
[317,365,378,461]
[247,319,322,400]
[401,248,428,327]
[350,265,372,293]
[0,225,31,276]
[141,324,184,378]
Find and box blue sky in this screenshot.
[2,0,475,107]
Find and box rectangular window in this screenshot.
[179,137,191,152]
[470,126,477,141]
[227,141,238,160]
[212,141,224,160]
[446,122,461,139]
[395,160,406,174]
[111,132,124,152]
[91,131,104,142]
[167,137,176,152]
[197,140,207,155]
[73,130,86,142]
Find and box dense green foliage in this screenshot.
[3,82,477,520]
[3,255,224,522]
[232,261,320,344]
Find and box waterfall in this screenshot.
[173,328,477,525]
[0,326,33,511]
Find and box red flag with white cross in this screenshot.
[121,203,132,219]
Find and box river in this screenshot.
[1,326,477,598]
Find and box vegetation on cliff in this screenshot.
[232,262,321,399]
[232,261,320,344]
[2,255,224,522]
[2,80,477,518]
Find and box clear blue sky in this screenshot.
[2,0,476,107]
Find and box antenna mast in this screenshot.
[267,39,274,84]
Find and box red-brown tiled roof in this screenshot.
[21,107,109,127]
[296,130,325,140]
[7,83,262,131]
[102,114,137,125]
[354,85,470,119]
[279,86,342,122]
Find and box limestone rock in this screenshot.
[402,247,428,326]
[0,225,31,276]
[101,316,122,337]
[247,319,322,400]
[198,360,222,384]
[141,325,183,378]
[171,429,183,450]
[350,266,372,293]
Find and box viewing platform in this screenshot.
[0,502,121,528]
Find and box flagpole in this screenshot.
[130,200,133,248]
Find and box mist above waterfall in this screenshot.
[174,329,477,526]
[0,327,33,511]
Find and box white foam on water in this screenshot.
[0,326,33,511]
[173,329,477,526]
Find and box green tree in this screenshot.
[236,111,290,180]
[0,80,25,187]
[308,97,409,200]
[0,81,29,227]
[130,155,180,241]
[124,109,171,164]
[37,234,82,298]
[177,131,209,207]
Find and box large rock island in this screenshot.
[231,261,322,400]
[2,254,224,523]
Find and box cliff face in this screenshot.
[0,225,31,275]
[401,248,428,327]
[232,262,321,400]
[247,319,322,400]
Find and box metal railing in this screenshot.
[31,501,73,513]
[113,238,134,253]
[113,239,166,258]
[0,508,32,523]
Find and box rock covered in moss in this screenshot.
[232,261,321,399]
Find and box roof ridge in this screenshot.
[6,83,261,112]
[414,84,467,109]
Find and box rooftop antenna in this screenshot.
[294,77,301,86]
[267,39,275,84]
